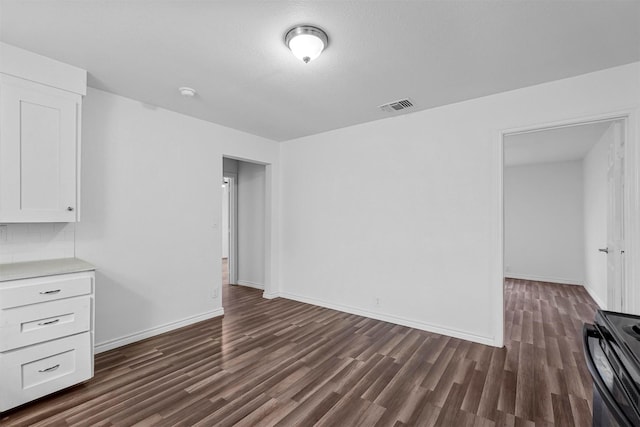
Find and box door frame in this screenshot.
[224,172,238,285]
[494,109,639,348]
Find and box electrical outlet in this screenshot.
[0,225,7,242]
[374,297,380,307]
[213,287,219,299]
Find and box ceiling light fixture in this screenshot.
[179,87,196,97]
[285,25,328,64]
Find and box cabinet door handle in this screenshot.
[39,289,61,295]
[38,364,60,373]
[67,206,74,211]
[38,319,60,326]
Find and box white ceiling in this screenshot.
[1,1,639,141]
[504,121,614,167]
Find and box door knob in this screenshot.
[599,248,609,253]
[67,207,74,211]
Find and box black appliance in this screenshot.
[584,310,640,426]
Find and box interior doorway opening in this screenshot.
[221,157,267,306]
[498,114,633,347]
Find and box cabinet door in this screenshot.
[0,75,80,222]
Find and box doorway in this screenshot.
[222,157,267,302]
[497,113,635,347]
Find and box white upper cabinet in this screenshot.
[0,43,86,223]
[0,76,81,222]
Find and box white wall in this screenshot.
[504,160,585,284]
[237,161,265,288]
[583,123,614,308]
[279,62,640,346]
[76,88,280,352]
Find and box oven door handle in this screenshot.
[583,323,634,427]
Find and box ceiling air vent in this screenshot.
[378,98,414,113]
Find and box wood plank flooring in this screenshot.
[0,276,598,426]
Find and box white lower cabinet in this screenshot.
[0,332,92,411]
[0,273,92,309]
[0,296,91,351]
[0,270,95,412]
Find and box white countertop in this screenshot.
[0,258,95,282]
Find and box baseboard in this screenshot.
[94,308,224,354]
[583,283,606,309]
[262,291,280,299]
[236,280,264,290]
[505,273,582,286]
[278,292,498,347]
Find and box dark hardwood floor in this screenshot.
[1,271,598,426]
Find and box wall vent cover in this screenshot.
[378,98,414,113]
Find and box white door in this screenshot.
[0,76,79,222]
[606,121,625,311]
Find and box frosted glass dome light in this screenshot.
[285,25,328,64]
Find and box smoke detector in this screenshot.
[378,98,414,113]
[179,87,197,97]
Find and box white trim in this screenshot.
[622,110,640,315]
[94,308,224,354]
[264,163,277,298]
[493,129,505,348]
[223,171,238,286]
[236,280,264,290]
[497,110,636,138]
[262,291,281,300]
[505,274,582,286]
[76,100,82,222]
[583,283,606,309]
[279,292,497,347]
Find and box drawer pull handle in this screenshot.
[38,319,60,326]
[38,364,60,373]
[39,289,61,295]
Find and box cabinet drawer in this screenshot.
[0,272,93,309]
[0,296,91,351]
[0,332,92,412]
